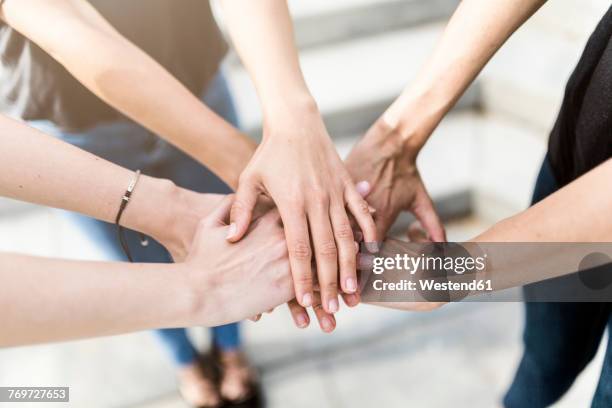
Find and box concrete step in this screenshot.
[213,0,459,51]
[287,0,460,50]
[225,23,480,138]
[479,0,610,132]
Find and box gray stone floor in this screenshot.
[0,211,605,407]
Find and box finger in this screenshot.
[277,204,314,308]
[412,185,446,242]
[308,198,339,314]
[312,293,336,333]
[330,202,358,294]
[345,186,378,252]
[355,180,372,197]
[342,292,361,307]
[203,194,235,228]
[227,177,259,242]
[287,299,310,329]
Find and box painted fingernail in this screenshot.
[302,293,313,307]
[296,313,308,328]
[346,278,357,293]
[345,293,360,307]
[226,223,237,239]
[328,298,339,313]
[356,181,371,197]
[321,317,334,332]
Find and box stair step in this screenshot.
[288,0,460,49]
[225,23,480,137]
[479,0,610,132]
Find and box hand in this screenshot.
[362,221,445,313]
[228,106,377,314]
[345,118,446,242]
[135,180,226,262]
[182,195,294,327]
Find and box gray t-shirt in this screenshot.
[0,0,228,131]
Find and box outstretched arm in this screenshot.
[0,0,255,188]
[218,0,376,314]
[346,0,547,240]
[0,114,219,261]
[1,196,294,346]
[372,158,612,311]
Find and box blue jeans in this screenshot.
[504,157,612,407]
[30,72,241,366]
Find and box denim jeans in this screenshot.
[504,157,612,407]
[30,72,241,366]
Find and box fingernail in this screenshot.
[354,231,363,242]
[328,298,339,313]
[368,205,376,214]
[356,181,371,197]
[354,241,360,253]
[296,313,308,328]
[321,317,334,332]
[226,223,237,239]
[302,293,313,307]
[346,278,357,293]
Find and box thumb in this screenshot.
[202,194,235,228]
[411,186,446,242]
[227,179,259,242]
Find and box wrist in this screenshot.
[262,91,319,132]
[123,176,196,260]
[170,262,211,327]
[381,86,453,155]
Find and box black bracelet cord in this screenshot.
[115,170,149,262]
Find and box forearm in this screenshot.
[1,0,254,188]
[475,160,612,242]
[367,160,612,310]
[467,159,612,288]
[219,0,316,121]
[384,0,547,152]
[0,115,221,258]
[0,253,197,346]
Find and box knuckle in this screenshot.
[310,188,330,206]
[322,280,338,292]
[230,199,249,215]
[290,240,312,261]
[295,272,314,287]
[355,199,370,215]
[285,195,305,210]
[340,253,356,269]
[318,240,338,258]
[335,221,353,240]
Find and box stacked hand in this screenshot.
[180,195,295,327]
[345,118,446,242]
[227,107,377,316]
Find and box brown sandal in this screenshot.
[214,348,260,404]
[178,357,222,408]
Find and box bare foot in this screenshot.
[178,361,221,408]
[217,350,257,403]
